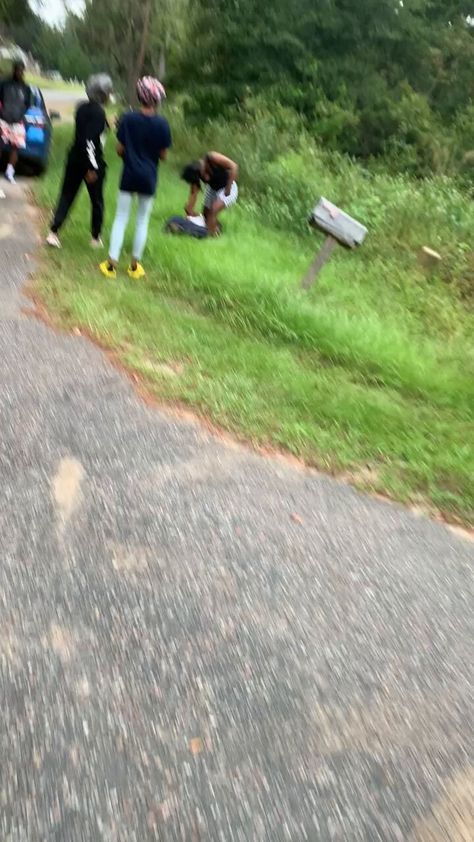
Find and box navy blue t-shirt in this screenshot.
[117,111,171,196]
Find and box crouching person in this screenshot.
[181,152,238,235]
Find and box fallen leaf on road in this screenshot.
[147,809,157,830]
[190,737,204,755]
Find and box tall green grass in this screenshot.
[34,120,474,523]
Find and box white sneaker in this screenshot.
[90,237,103,249]
[5,165,15,184]
[46,232,61,248]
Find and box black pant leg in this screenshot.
[51,156,83,233]
[85,167,105,239]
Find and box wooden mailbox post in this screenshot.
[301,198,368,289]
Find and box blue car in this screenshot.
[19,86,59,175]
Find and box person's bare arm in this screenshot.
[185,183,200,216]
[208,150,238,195]
[117,142,125,158]
[160,148,168,161]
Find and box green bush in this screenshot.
[166,103,474,302]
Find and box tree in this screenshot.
[1,0,35,61]
[0,0,32,29]
[76,0,188,101]
[16,0,474,173]
[174,0,474,167]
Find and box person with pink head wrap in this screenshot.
[100,76,171,280]
[136,77,166,108]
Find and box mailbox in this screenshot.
[301,198,368,289]
[309,198,368,249]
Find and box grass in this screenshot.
[27,74,83,93]
[0,60,82,92]
[34,124,474,525]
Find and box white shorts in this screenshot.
[204,181,238,210]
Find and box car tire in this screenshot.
[33,160,47,176]
[24,160,47,177]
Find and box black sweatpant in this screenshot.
[51,154,106,239]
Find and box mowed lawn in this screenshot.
[34,127,474,525]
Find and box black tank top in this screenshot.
[205,155,228,191]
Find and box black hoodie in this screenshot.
[0,77,31,124]
[69,100,109,172]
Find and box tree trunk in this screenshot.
[159,46,166,80]
[126,48,137,105]
[135,0,153,81]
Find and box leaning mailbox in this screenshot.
[301,198,368,289]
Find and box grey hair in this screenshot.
[86,73,113,105]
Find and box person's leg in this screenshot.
[203,187,216,215]
[5,147,18,182]
[207,182,238,235]
[130,195,154,270]
[1,121,21,181]
[85,167,105,244]
[4,123,24,181]
[206,199,225,235]
[108,191,133,264]
[50,157,83,237]
[203,186,223,235]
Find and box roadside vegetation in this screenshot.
[0,59,82,92]
[26,74,82,93]
[6,0,471,522]
[35,118,474,525]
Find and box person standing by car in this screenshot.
[0,59,32,184]
[46,73,113,249]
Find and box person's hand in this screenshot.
[85,170,98,185]
[224,185,231,197]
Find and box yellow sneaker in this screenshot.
[128,262,146,280]
[99,260,116,279]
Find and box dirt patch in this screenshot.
[410,768,474,841]
[43,622,76,663]
[108,541,154,577]
[52,456,85,529]
[137,356,185,378]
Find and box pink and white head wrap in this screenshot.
[136,76,166,107]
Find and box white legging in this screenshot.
[109,191,154,263]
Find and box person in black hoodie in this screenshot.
[0,59,31,184]
[46,73,113,249]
